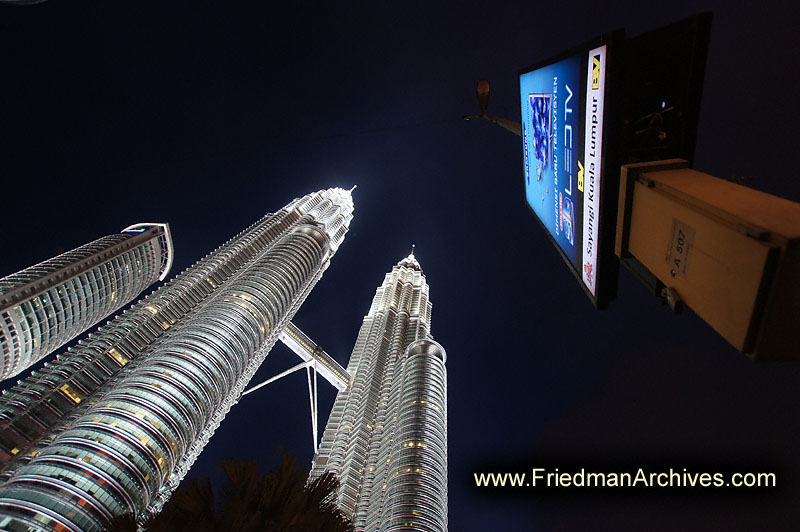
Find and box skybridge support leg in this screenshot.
[306,364,319,454]
[241,360,312,398]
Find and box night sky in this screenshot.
[2,1,800,530]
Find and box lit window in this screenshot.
[109,348,129,366]
[59,384,83,404]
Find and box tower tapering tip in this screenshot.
[398,244,421,271]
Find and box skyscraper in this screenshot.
[0,188,353,532]
[0,223,173,380]
[311,252,448,532]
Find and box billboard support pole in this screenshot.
[463,113,522,137]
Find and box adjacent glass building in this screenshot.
[0,223,173,380]
[311,252,448,532]
[0,188,354,532]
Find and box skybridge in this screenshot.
[240,321,350,453]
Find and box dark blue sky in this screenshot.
[1,1,799,530]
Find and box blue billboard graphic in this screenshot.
[530,94,551,172]
[521,55,583,270]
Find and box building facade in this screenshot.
[0,188,353,532]
[0,223,173,380]
[311,252,448,532]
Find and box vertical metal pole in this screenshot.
[312,359,318,450]
[306,366,317,453]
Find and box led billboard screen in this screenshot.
[520,33,620,307]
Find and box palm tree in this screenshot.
[108,451,352,532]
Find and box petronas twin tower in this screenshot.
[0,188,447,532]
[312,252,447,532]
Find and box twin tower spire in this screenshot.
[0,188,447,532]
